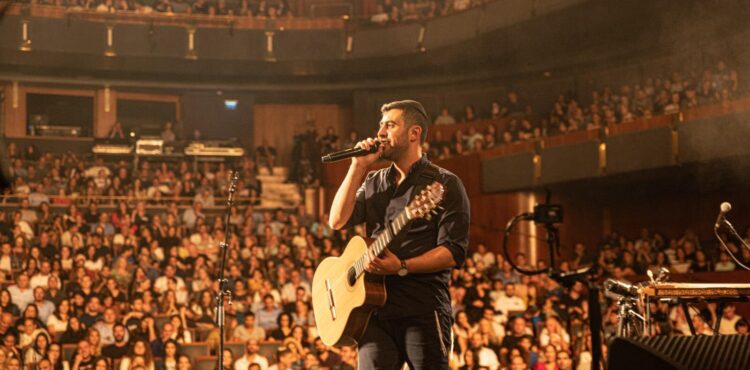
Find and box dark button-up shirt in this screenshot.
[344,155,470,318]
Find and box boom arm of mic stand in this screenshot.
[715,221,750,271]
[721,218,750,254]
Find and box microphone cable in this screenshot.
[502,213,550,276]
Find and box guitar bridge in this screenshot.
[325,279,337,321]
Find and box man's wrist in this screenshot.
[397,259,409,276]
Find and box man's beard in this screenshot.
[380,135,408,161]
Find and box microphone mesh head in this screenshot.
[720,202,732,213]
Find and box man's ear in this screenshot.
[410,126,422,142]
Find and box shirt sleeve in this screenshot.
[436,175,470,268]
[342,172,371,229]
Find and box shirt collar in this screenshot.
[386,154,430,184]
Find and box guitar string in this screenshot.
[322,209,407,297]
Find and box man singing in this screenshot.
[329,100,470,369]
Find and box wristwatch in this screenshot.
[397,259,409,276]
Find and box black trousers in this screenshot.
[358,310,452,370]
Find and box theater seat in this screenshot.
[62,344,77,363]
[194,356,218,370]
[258,341,281,360]
[180,342,210,360]
[225,341,245,357]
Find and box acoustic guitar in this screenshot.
[312,181,445,346]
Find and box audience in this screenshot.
[427,60,743,160]
[0,58,744,370]
[25,0,485,21]
[0,138,747,370]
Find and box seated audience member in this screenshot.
[256,139,277,174]
[434,107,457,125]
[234,339,270,370]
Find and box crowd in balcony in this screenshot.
[30,0,294,18]
[425,60,743,160]
[368,0,483,25]
[0,134,749,370]
[23,0,488,21]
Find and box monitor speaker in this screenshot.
[608,334,750,370]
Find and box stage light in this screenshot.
[224,99,238,110]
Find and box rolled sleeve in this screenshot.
[342,174,370,229]
[436,175,470,268]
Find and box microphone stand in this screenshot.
[503,195,602,370]
[543,223,602,370]
[215,171,239,370]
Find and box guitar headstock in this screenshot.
[408,181,445,221]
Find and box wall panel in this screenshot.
[31,18,104,54]
[423,8,482,50]
[541,140,600,184]
[679,112,750,164]
[275,30,344,60]
[0,17,20,49]
[253,104,352,165]
[482,152,535,193]
[195,28,265,60]
[606,126,673,175]
[182,92,254,148]
[351,23,421,58]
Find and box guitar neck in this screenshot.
[352,208,412,278]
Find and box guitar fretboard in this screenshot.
[352,208,412,278]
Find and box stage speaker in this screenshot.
[608,335,750,370]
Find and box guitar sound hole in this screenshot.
[347,267,357,286]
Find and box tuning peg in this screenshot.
[425,214,432,221]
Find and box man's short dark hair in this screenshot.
[381,100,429,143]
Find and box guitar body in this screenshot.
[312,182,445,346]
[312,236,386,346]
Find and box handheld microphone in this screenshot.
[715,202,732,229]
[604,279,639,297]
[321,141,381,163]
